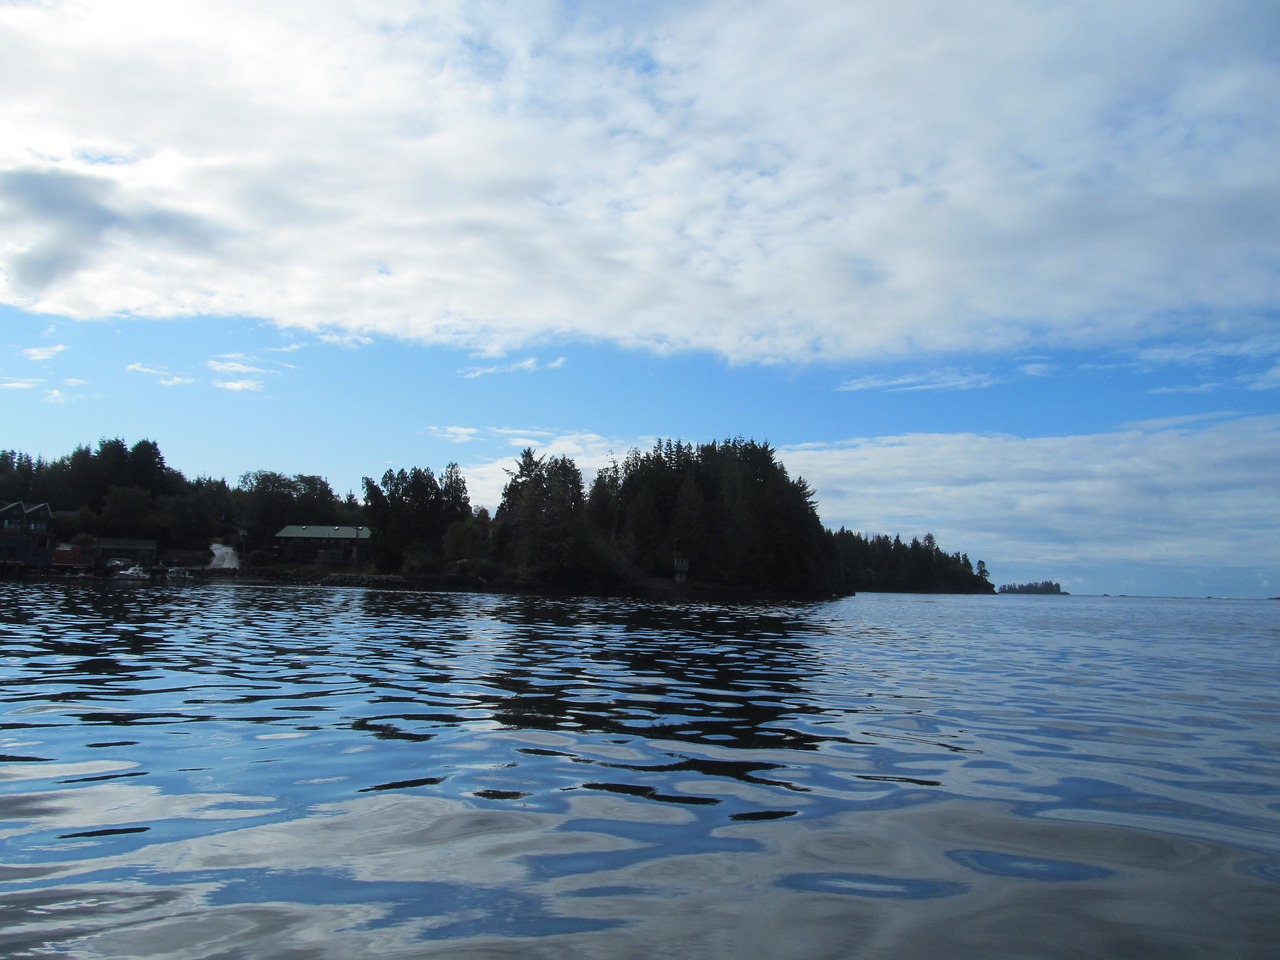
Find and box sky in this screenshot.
[2,0,1278,598]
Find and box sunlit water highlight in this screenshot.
[1,582,1277,958]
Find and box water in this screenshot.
[1,582,1277,959]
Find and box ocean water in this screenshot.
[1,582,1277,959]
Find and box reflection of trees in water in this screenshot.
[1,584,171,720]
[479,598,835,753]
[348,590,496,734]
[6,585,847,794]
[459,597,842,803]
[321,592,845,797]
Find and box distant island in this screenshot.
[2,436,996,599]
[998,581,1068,595]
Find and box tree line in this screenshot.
[0,439,360,562]
[361,437,993,596]
[831,529,993,594]
[2,436,995,596]
[997,581,1067,595]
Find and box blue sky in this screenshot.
[2,0,1278,597]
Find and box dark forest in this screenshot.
[2,437,995,597]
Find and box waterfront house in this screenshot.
[0,501,55,567]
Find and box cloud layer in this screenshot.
[3,0,1277,362]
[780,415,1280,577]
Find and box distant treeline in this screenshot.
[998,581,1067,595]
[2,437,995,597]
[833,530,993,595]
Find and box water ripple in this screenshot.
[2,584,1278,957]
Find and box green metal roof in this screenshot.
[274,525,371,540]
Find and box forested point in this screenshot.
[2,437,995,598]
[998,581,1068,595]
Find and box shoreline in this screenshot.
[5,563,852,604]
[206,567,852,604]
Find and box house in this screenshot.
[274,525,370,565]
[0,501,55,567]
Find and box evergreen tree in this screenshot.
[495,449,586,582]
[362,467,446,573]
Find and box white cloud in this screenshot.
[213,379,264,392]
[317,333,373,349]
[457,354,568,378]
[2,377,41,389]
[1137,336,1280,365]
[1,1,1275,364]
[208,358,267,374]
[128,360,193,385]
[24,344,66,361]
[1151,382,1220,395]
[1245,362,1280,390]
[1120,412,1235,431]
[428,425,480,444]
[838,370,997,392]
[460,357,541,379]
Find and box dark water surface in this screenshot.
[1,582,1277,958]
